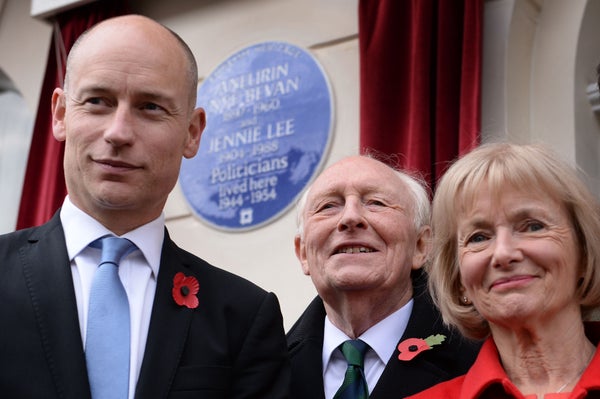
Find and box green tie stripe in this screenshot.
[341,341,365,366]
[333,340,369,399]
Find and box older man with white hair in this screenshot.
[287,155,480,399]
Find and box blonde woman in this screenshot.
[408,143,600,399]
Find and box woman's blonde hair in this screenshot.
[428,142,600,339]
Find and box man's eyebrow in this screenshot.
[74,83,113,93]
[308,192,334,204]
[69,85,109,98]
[72,86,180,108]
[137,91,178,107]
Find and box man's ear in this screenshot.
[51,88,67,142]
[294,234,310,276]
[183,107,206,159]
[412,225,432,270]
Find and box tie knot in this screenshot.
[339,339,368,368]
[94,236,136,266]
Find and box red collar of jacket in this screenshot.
[462,321,600,399]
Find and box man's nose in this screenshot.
[337,199,367,231]
[103,105,135,146]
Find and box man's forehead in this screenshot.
[307,168,406,202]
[317,157,398,184]
[70,17,179,67]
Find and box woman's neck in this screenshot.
[491,313,596,397]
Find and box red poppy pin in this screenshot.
[397,334,446,361]
[172,272,199,309]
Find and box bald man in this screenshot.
[0,15,289,398]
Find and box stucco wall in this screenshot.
[3,0,600,330]
[120,0,360,330]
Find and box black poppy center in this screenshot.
[408,345,419,352]
[180,286,190,296]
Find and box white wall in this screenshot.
[128,0,360,330]
[0,90,34,233]
[481,0,600,193]
[0,0,50,111]
[0,0,359,329]
[574,0,600,196]
[3,0,600,329]
[0,0,51,234]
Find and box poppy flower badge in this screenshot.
[172,272,199,309]
[397,334,446,361]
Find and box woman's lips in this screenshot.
[490,275,536,290]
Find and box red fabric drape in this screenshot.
[358,0,482,191]
[16,0,129,230]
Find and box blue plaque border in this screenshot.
[179,41,334,232]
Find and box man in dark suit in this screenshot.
[0,14,289,398]
[287,155,480,398]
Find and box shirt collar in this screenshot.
[464,326,600,398]
[60,196,164,278]
[323,298,414,369]
[462,337,525,399]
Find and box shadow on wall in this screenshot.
[0,68,34,234]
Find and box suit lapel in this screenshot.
[371,298,438,397]
[22,214,91,398]
[135,232,195,398]
[370,273,458,398]
[287,296,327,399]
[289,273,477,399]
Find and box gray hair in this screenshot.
[295,155,431,238]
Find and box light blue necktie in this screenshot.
[86,236,136,399]
[334,339,370,399]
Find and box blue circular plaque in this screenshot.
[180,41,333,231]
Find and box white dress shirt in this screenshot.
[60,196,164,399]
[322,299,414,399]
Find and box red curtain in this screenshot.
[17,0,129,230]
[358,0,482,191]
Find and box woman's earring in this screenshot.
[461,296,472,305]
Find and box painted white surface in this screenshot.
[1,0,599,328]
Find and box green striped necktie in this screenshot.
[333,339,370,399]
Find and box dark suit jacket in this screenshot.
[286,270,481,398]
[0,213,290,398]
